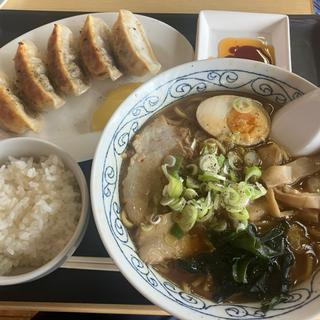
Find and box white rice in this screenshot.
[0,154,81,275]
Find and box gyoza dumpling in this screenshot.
[47,24,89,96]
[0,74,41,133]
[14,41,65,112]
[111,10,161,76]
[80,15,122,80]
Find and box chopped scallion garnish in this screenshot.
[160,140,267,234]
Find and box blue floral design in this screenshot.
[99,68,319,319]
[314,0,320,14]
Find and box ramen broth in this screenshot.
[120,91,320,307]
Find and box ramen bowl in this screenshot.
[91,58,319,320]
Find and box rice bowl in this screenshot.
[0,137,89,285]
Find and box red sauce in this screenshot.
[218,38,275,65]
[227,45,273,64]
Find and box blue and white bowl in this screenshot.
[91,58,320,320]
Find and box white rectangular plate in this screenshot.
[195,10,291,71]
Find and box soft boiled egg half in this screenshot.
[196,95,271,146]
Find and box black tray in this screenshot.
[0,11,319,306]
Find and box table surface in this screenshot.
[0,2,319,317]
[1,0,315,14]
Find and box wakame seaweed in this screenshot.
[177,221,295,311]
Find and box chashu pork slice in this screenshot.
[47,24,89,96]
[80,15,122,80]
[111,10,161,76]
[122,115,188,226]
[0,74,41,133]
[14,41,65,112]
[136,213,210,265]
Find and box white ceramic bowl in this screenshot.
[91,58,319,320]
[0,137,89,285]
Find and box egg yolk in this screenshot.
[227,109,258,134]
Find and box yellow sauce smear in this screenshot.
[91,82,142,132]
[218,38,275,64]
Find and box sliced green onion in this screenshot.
[162,155,183,179]
[186,176,200,189]
[203,138,226,154]
[213,194,221,210]
[160,196,175,206]
[200,182,209,193]
[256,182,267,194]
[229,170,238,182]
[223,187,241,207]
[183,188,198,200]
[230,208,250,221]
[227,151,243,170]
[217,154,226,167]
[186,164,198,176]
[168,197,186,211]
[175,205,198,232]
[226,206,244,214]
[150,214,162,225]
[172,155,183,173]
[161,197,186,211]
[199,154,220,173]
[169,223,184,239]
[197,192,215,221]
[232,97,254,113]
[198,209,214,222]
[244,166,262,182]
[222,163,229,175]
[198,171,226,182]
[221,182,258,215]
[197,192,213,219]
[187,199,201,210]
[160,136,268,234]
[200,139,218,155]
[163,155,176,168]
[251,182,267,200]
[166,175,184,198]
[161,155,184,199]
[207,182,225,193]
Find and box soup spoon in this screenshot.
[271,88,320,156]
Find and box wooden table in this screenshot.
[0,0,316,318]
[1,0,315,14]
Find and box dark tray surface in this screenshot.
[0,10,319,305]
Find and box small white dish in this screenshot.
[195,10,291,71]
[0,137,89,285]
